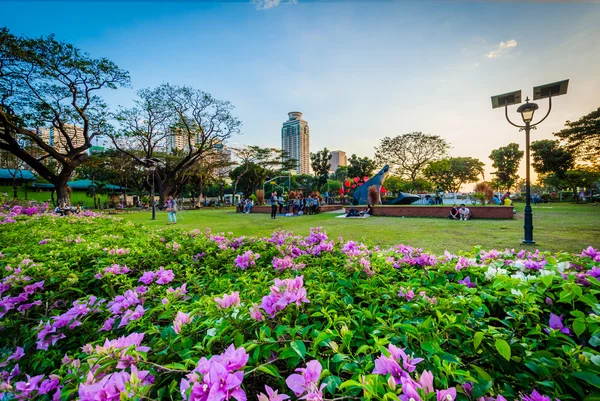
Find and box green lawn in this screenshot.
[121,203,600,254]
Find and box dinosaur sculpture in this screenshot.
[352,165,389,205]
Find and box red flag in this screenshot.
[380,186,387,194]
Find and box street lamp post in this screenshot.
[491,80,569,245]
[150,164,156,221]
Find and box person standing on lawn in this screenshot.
[167,195,177,224]
[270,191,278,219]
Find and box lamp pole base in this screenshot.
[521,239,536,245]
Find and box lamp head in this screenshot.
[516,98,539,123]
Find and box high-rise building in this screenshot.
[329,150,347,173]
[281,111,310,174]
[37,125,86,153]
[168,133,190,153]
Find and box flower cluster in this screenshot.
[94,264,131,279]
[78,366,153,401]
[234,250,260,270]
[252,276,310,319]
[37,296,104,350]
[173,311,192,334]
[272,256,305,272]
[286,360,325,400]
[215,291,241,309]
[103,288,146,330]
[138,267,174,285]
[180,344,248,401]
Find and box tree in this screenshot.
[110,84,241,202]
[310,148,331,190]
[332,165,348,182]
[489,143,524,191]
[554,107,600,164]
[0,28,130,207]
[347,154,376,179]
[531,139,574,188]
[375,132,450,188]
[229,146,293,197]
[424,157,485,193]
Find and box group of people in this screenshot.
[269,191,321,219]
[448,204,473,221]
[236,198,254,214]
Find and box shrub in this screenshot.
[0,215,598,400]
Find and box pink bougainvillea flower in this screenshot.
[436,387,457,401]
[215,291,241,309]
[258,385,290,401]
[458,276,476,288]
[286,360,325,399]
[173,311,191,334]
[544,313,570,335]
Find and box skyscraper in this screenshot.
[281,111,310,174]
[329,150,347,173]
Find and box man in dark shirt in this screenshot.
[270,191,278,219]
[448,204,459,220]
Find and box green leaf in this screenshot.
[339,380,363,390]
[571,371,600,388]
[573,318,586,337]
[291,340,307,359]
[474,332,484,350]
[257,364,281,378]
[472,365,493,382]
[495,339,511,361]
[323,375,342,395]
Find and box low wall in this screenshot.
[249,205,343,214]
[345,205,514,219]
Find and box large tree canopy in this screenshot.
[424,157,485,193]
[531,139,574,179]
[110,84,241,201]
[489,143,524,191]
[0,28,130,206]
[375,132,450,187]
[310,148,331,190]
[554,107,600,164]
[347,154,376,179]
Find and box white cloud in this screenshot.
[252,0,297,10]
[486,39,518,59]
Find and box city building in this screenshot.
[281,111,310,174]
[37,125,86,153]
[168,133,190,153]
[329,150,347,173]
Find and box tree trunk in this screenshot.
[13,183,18,199]
[54,169,73,208]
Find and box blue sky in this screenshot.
[1,0,599,178]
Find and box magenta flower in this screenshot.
[234,250,260,270]
[258,385,290,401]
[215,291,241,309]
[249,303,265,322]
[286,360,325,399]
[522,390,553,401]
[436,387,456,401]
[258,276,310,318]
[373,344,424,384]
[180,344,248,401]
[173,311,191,334]
[38,239,48,245]
[0,347,24,368]
[155,267,175,284]
[458,276,476,288]
[545,313,570,335]
[139,271,156,285]
[419,370,434,394]
[399,376,422,401]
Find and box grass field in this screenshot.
[120,202,600,254]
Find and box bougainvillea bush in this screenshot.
[0,215,599,401]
